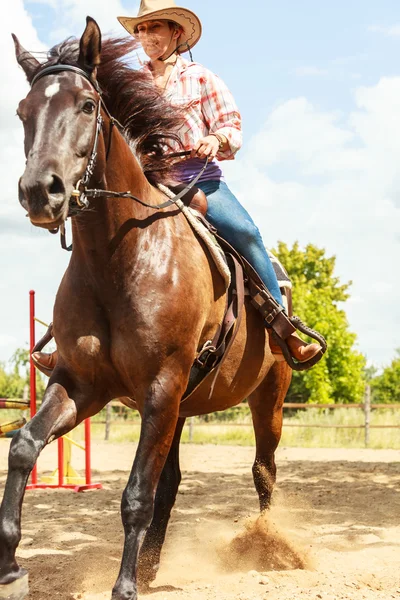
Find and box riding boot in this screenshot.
[31,350,58,377]
[267,330,321,363]
[248,277,325,369]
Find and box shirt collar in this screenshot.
[142,54,193,75]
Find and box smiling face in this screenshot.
[16,72,100,229]
[134,19,181,60]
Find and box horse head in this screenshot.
[13,18,103,230]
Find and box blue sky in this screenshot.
[1,0,400,369]
[26,1,400,135]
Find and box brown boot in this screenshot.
[31,350,58,377]
[287,333,322,362]
[267,330,287,362]
[268,331,321,363]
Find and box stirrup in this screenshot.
[248,280,327,371]
[270,318,326,371]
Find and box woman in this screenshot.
[32,1,321,375]
[118,0,321,363]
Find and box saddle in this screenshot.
[170,183,208,215]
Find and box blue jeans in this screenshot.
[196,180,283,307]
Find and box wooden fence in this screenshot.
[104,386,399,448]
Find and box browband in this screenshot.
[30,64,102,94]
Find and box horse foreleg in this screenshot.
[0,369,105,598]
[111,378,182,600]
[137,417,186,587]
[248,362,292,512]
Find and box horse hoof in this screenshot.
[0,573,29,600]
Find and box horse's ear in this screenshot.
[12,34,40,83]
[78,17,102,76]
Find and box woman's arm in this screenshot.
[199,69,242,160]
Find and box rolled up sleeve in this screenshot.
[200,71,242,160]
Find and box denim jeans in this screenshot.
[196,180,283,307]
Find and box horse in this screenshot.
[0,18,292,600]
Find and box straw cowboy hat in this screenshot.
[118,0,202,50]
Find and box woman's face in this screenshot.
[135,20,180,60]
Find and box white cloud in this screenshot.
[294,66,328,77]
[0,335,18,348]
[224,77,400,366]
[0,2,46,232]
[368,24,400,37]
[26,0,138,40]
[245,98,368,178]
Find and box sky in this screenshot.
[1,0,400,370]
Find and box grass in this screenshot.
[1,407,399,449]
[85,406,400,449]
[281,407,399,449]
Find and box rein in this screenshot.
[30,64,209,251]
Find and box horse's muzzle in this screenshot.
[19,169,69,229]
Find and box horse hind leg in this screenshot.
[137,417,186,588]
[248,362,292,512]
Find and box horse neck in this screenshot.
[71,127,155,264]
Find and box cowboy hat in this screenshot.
[118,0,202,50]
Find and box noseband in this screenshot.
[30,64,208,250]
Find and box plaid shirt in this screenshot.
[144,56,242,160]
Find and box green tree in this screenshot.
[370,350,400,403]
[273,242,366,404]
[0,348,46,402]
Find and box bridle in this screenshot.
[30,64,208,250]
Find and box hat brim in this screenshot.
[118,8,202,50]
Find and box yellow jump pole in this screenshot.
[0,400,30,410]
[0,418,26,438]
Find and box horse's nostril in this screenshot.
[48,175,65,197]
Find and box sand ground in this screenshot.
[0,441,399,600]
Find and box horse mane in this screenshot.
[32,37,185,186]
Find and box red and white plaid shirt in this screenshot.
[144,56,242,160]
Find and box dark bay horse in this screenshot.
[0,19,292,600]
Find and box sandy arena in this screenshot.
[0,441,399,600]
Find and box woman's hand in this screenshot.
[191,135,220,159]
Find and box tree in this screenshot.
[370,350,400,403]
[273,242,366,404]
[0,348,46,401]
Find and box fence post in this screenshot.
[105,403,112,441]
[188,417,194,442]
[364,384,371,448]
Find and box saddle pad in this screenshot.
[157,184,291,294]
[267,251,292,291]
[158,184,231,288]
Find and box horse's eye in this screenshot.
[82,100,96,114]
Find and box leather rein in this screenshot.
[30,64,209,251]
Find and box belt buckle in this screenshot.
[265,312,275,324]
